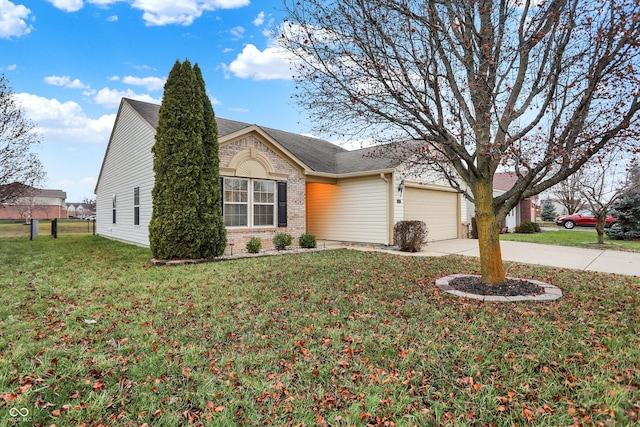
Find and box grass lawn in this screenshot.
[1,235,638,426]
[0,219,95,240]
[501,229,640,253]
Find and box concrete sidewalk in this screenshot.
[417,239,639,277]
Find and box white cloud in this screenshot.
[122,75,165,91]
[47,0,84,12]
[45,0,250,26]
[44,75,90,89]
[47,0,123,12]
[226,44,295,81]
[7,64,17,71]
[94,87,160,108]
[107,15,118,22]
[81,176,97,185]
[230,25,244,39]
[253,11,264,26]
[131,0,250,26]
[90,0,122,6]
[0,0,32,38]
[11,91,121,201]
[14,93,116,144]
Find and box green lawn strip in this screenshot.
[0,236,638,426]
[500,229,640,252]
[0,219,94,239]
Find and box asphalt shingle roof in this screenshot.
[123,98,396,175]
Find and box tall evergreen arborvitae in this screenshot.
[149,59,226,259]
[194,63,226,257]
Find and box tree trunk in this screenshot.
[595,218,605,244]
[474,180,507,285]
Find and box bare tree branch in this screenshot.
[280,0,640,283]
[0,74,45,204]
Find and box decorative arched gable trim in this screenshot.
[223,148,289,180]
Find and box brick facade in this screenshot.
[219,135,306,252]
[0,204,68,220]
[520,199,533,223]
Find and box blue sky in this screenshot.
[1,0,310,202]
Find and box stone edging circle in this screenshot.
[435,274,563,302]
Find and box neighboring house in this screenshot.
[0,187,68,220]
[66,203,96,218]
[95,98,472,250]
[538,197,569,217]
[493,172,538,231]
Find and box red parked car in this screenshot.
[555,210,617,229]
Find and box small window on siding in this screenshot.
[112,194,117,224]
[133,187,140,226]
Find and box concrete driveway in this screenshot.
[419,239,639,277]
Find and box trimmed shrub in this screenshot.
[246,237,262,254]
[393,220,428,252]
[470,217,478,239]
[299,232,317,248]
[273,233,293,251]
[515,221,537,233]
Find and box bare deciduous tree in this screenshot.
[579,154,640,244]
[280,0,640,284]
[551,172,584,216]
[0,74,45,204]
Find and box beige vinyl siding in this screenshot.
[404,187,459,241]
[307,177,389,244]
[95,102,155,246]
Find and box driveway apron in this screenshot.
[416,239,639,277]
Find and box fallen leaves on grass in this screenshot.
[1,239,638,426]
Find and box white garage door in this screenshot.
[404,188,459,241]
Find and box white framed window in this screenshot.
[133,187,140,226]
[223,178,248,227]
[223,177,276,227]
[112,194,117,224]
[253,180,275,226]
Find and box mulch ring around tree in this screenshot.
[449,275,544,296]
[435,274,563,302]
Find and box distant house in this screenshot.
[0,187,67,220]
[493,172,538,231]
[66,203,96,218]
[95,98,473,250]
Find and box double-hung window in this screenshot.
[223,178,249,227]
[133,187,140,226]
[223,177,276,227]
[253,180,275,226]
[112,194,117,224]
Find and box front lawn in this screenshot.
[501,229,640,252]
[1,235,638,426]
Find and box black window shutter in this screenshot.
[277,181,287,227]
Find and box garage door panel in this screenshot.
[405,188,458,241]
[307,179,388,244]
